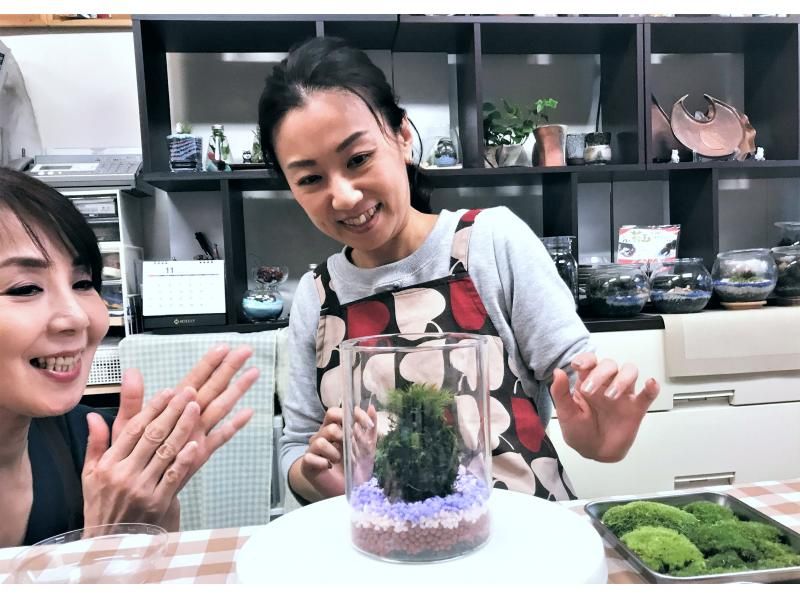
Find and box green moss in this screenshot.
[740,520,787,545]
[602,501,699,537]
[682,501,737,525]
[373,383,459,502]
[608,499,800,578]
[690,520,760,560]
[621,526,705,574]
[705,550,748,571]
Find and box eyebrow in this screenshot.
[0,256,50,269]
[0,255,87,271]
[285,131,367,170]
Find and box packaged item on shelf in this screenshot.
[616,225,681,271]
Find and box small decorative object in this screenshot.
[587,265,650,317]
[530,98,565,167]
[421,129,462,169]
[755,146,765,161]
[670,94,756,161]
[565,133,586,165]
[670,149,680,163]
[241,264,288,322]
[649,258,713,314]
[774,221,800,246]
[340,333,492,563]
[205,124,232,172]
[584,132,612,165]
[616,224,681,272]
[166,122,203,172]
[651,94,690,163]
[771,245,800,301]
[711,249,777,309]
[542,235,578,307]
[482,99,535,167]
[242,150,252,163]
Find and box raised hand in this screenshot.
[82,387,200,530]
[113,344,260,486]
[294,406,346,501]
[550,352,659,463]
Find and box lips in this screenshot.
[30,351,83,373]
[341,204,380,227]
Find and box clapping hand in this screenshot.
[550,352,659,463]
[82,344,260,529]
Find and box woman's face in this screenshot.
[273,90,415,265]
[0,214,109,418]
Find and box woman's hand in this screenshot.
[550,352,660,462]
[290,407,346,502]
[82,387,201,530]
[113,344,260,488]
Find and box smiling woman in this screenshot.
[0,167,261,548]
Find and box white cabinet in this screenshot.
[550,401,800,499]
[547,325,800,499]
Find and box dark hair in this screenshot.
[258,36,432,214]
[0,167,102,292]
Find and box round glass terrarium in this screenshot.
[241,265,288,322]
[339,333,492,563]
[712,249,777,308]
[771,245,800,298]
[774,221,800,247]
[649,258,713,314]
[586,265,650,317]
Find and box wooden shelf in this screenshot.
[0,14,131,29]
[109,316,124,327]
[84,383,121,396]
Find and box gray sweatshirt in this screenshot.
[279,206,592,485]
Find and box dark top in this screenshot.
[23,405,115,546]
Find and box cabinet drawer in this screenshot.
[548,401,800,499]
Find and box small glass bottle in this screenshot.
[542,236,578,308]
[205,124,232,172]
[166,122,203,172]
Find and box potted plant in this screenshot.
[483,99,536,167]
[530,98,567,167]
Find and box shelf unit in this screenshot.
[0,14,131,29]
[131,14,800,333]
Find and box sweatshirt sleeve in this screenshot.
[278,271,324,488]
[476,206,592,383]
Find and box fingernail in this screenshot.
[365,418,375,429]
[214,344,229,354]
[572,358,585,368]
[327,460,333,470]
[582,380,594,394]
[605,386,618,400]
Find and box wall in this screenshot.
[0,31,141,151]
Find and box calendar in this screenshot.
[142,260,226,329]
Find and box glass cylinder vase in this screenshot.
[340,332,492,563]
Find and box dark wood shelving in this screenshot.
[131,14,800,339]
[150,319,289,335]
[142,170,287,192]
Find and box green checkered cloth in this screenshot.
[118,331,277,531]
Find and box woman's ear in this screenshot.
[399,117,414,164]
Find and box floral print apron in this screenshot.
[313,209,575,500]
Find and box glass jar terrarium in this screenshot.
[649,258,713,314]
[587,265,650,317]
[340,333,492,563]
[241,265,288,322]
[712,249,777,308]
[771,245,800,299]
[542,236,578,307]
[774,221,800,247]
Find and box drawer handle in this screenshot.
[673,390,734,406]
[674,472,735,490]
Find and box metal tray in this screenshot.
[584,491,800,584]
